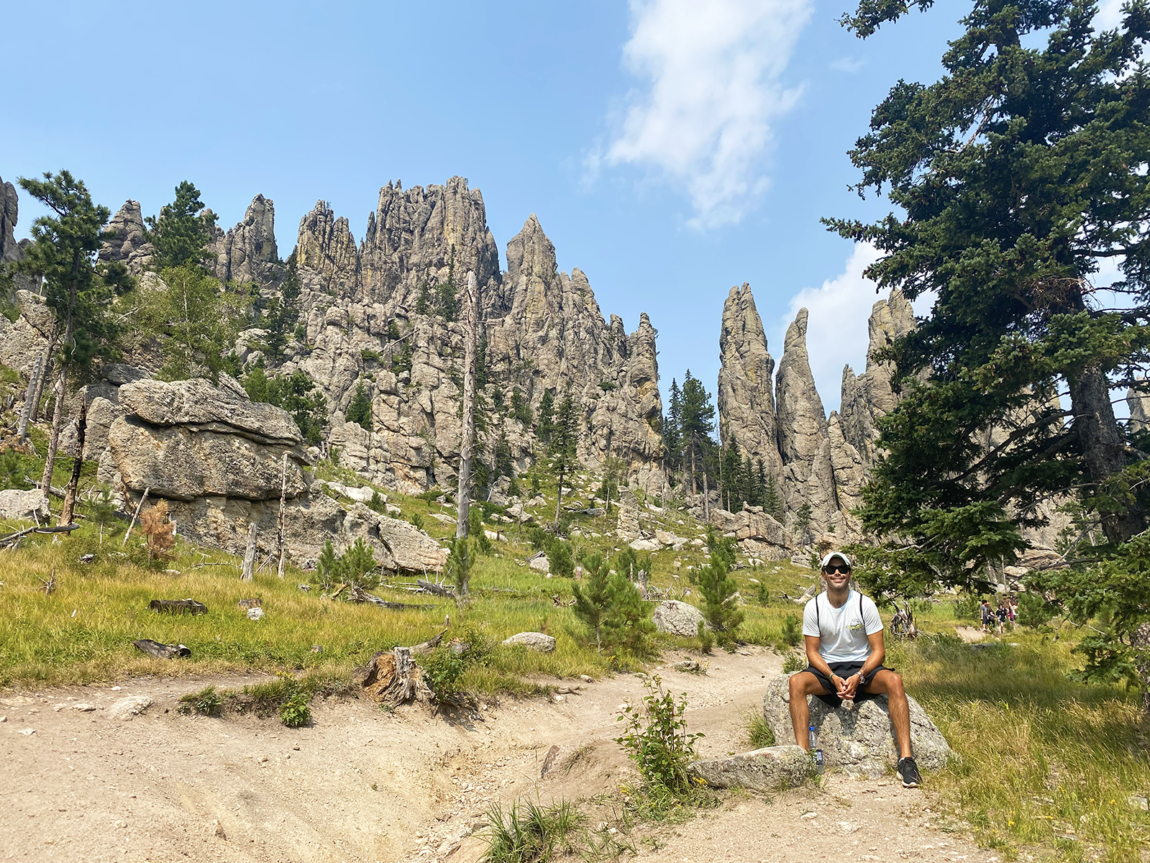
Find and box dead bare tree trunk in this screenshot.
[122,487,150,547]
[241,523,258,581]
[455,272,478,596]
[703,470,710,524]
[58,394,88,526]
[17,350,44,444]
[276,452,288,579]
[29,340,54,424]
[39,369,67,514]
[1133,622,1150,720]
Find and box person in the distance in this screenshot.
[787,551,922,788]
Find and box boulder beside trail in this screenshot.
[761,674,950,777]
[501,632,556,653]
[651,600,706,637]
[687,745,814,792]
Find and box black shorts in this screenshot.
[803,661,892,708]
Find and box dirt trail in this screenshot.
[0,649,1000,863]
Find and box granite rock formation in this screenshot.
[717,284,781,481]
[99,200,155,274]
[101,377,445,570]
[716,286,917,543]
[239,181,664,493]
[1,175,18,265]
[207,194,280,285]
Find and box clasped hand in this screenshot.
[833,673,860,699]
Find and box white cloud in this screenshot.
[1095,0,1125,30]
[776,242,886,413]
[830,56,866,74]
[595,0,814,229]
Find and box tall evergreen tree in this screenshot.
[549,389,579,526]
[827,0,1150,588]
[346,380,373,431]
[679,371,716,495]
[663,378,683,472]
[145,181,218,270]
[16,171,126,521]
[537,389,555,445]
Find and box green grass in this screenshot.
[890,630,1150,862]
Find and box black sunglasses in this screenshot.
[823,564,851,574]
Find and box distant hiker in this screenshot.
[996,600,1009,634]
[787,551,922,788]
[980,599,995,632]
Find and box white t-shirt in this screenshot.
[802,590,884,663]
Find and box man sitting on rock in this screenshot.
[788,551,922,788]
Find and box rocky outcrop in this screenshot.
[99,200,155,275]
[0,291,53,377]
[709,506,791,559]
[716,289,918,545]
[0,489,49,521]
[208,194,280,285]
[501,632,556,653]
[687,745,813,792]
[761,674,950,777]
[1,176,18,265]
[839,289,916,465]
[102,376,446,570]
[1128,385,1150,433]
[775,309,838,535]
[717,285,780,480]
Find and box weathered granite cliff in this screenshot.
[215,179,664,493]
[716,287,915,541]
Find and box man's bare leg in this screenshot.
[788,672,828,749]
[863,669,912,758]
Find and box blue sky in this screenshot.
[6,0,1103,413]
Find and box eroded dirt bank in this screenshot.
[1,650,1000,863]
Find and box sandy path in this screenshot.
[0,649,999,863]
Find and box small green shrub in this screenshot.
[953,592,981,621]
[178,685,222,717]
[422,644,470,705]
[755,580,771,605]
[697,558,744,645]
[1017,590,1058,629]
[744,710,775,749]
[697,621,715,654]
[615,675,702,801]
[782,652,805,673]
[781,614,802,647]
[280,691,312,728]
[409,512,425,531]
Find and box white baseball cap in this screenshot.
[820,551,852,569]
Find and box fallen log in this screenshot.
[148,599,208,615]
[416,579,455,597]
[236,598,262,610]
[0,523,80,547]
[409,626,449,655]
[133,639,191,659]
[349,586,436,610]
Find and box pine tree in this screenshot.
[537,390,555,444]
[664,378,682,471]
[679,371,716,495]
[603,572,657,655]
[15,171,126,522]
[763,475,783,523]
[145,181,219,270]
[828,0,1150,566]
[697,557,744,646]
[572,553,612,651]
[346,380,372,431]
[549,390,579,526]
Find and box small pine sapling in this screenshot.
[316,539,339,591]
[603,572,656,656]
[572,553,611,651]
[469,508,492,555]
[447,536,472,597]
[697,558,744,646]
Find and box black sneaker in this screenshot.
[897,757,922,788]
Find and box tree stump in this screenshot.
[352,646,428,707]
